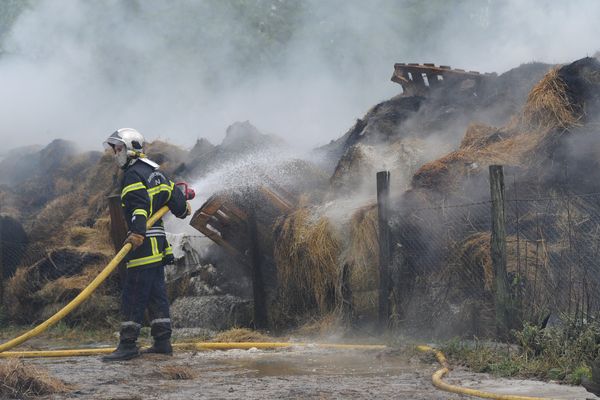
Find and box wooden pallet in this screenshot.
[391,62,496,96]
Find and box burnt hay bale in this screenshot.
[4,248,110,324]
[0,215,28,278]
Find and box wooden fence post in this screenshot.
[107,195,128,287]
[247,201,268,329]
[489,165,511,336]
[377,171,391,329]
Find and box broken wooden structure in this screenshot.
[189,184,295,328]
[391,63,496,96]
[189,185,294,262]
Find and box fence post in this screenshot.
[247,202,268,330]
[107,195,128,287]
[489,165,511,336]
[377,171,391,329]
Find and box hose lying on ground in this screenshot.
[0,206,170,353]
[417,345,559,400]
[0,342,387,358]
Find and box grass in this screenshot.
[440,318,599,385]
[0,359,69,398]
[0,322,115,344]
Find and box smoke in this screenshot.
[0,0,599,151]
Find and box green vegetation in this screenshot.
[442,319,600,385]
[0,322,114,345]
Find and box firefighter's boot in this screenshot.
[102,322,141,362]
[142,339,173,355]
[142,318,173,355]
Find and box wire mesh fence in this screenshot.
[4,166,600,337]
[389,170,600,336]
[506,192,600,324]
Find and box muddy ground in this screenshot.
[20,346,592,400]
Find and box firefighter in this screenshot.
[102,128,191,361]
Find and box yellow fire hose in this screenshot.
[0,342,387,358]
[417,345,559,400]
[0,206,171,354]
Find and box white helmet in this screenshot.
[103,128,145,168]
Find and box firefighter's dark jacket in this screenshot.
[120,157,187,269]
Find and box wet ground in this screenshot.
[24,345,592,400]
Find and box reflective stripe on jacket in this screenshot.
[120,158,187,269]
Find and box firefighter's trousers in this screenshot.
[119,265,171,344]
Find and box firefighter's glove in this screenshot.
[185,202,192,217]
[124,233,145,250]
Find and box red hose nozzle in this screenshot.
[175,182,195,200]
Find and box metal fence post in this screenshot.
[377,171,391,329]
[489,165,511,336]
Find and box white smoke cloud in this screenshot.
[0,0,598,152]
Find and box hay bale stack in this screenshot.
[0,189,21,218]
[411,58,600,196]
[460,123,504,149]
[0,215,28,279]
[3,248,115,326]
[444,232,554,296]
[27,194,87,247]
[83,152,121,219]
[66,221,113,255]
[272,202,383,325]
[344,205,379,318]
[273,207,342,317]
[330,144,373,193]
[522,67,583,131]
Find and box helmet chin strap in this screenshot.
[117,150,146,169]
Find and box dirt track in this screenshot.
[22,346,592,400]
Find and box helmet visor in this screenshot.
[103,132,126,151]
